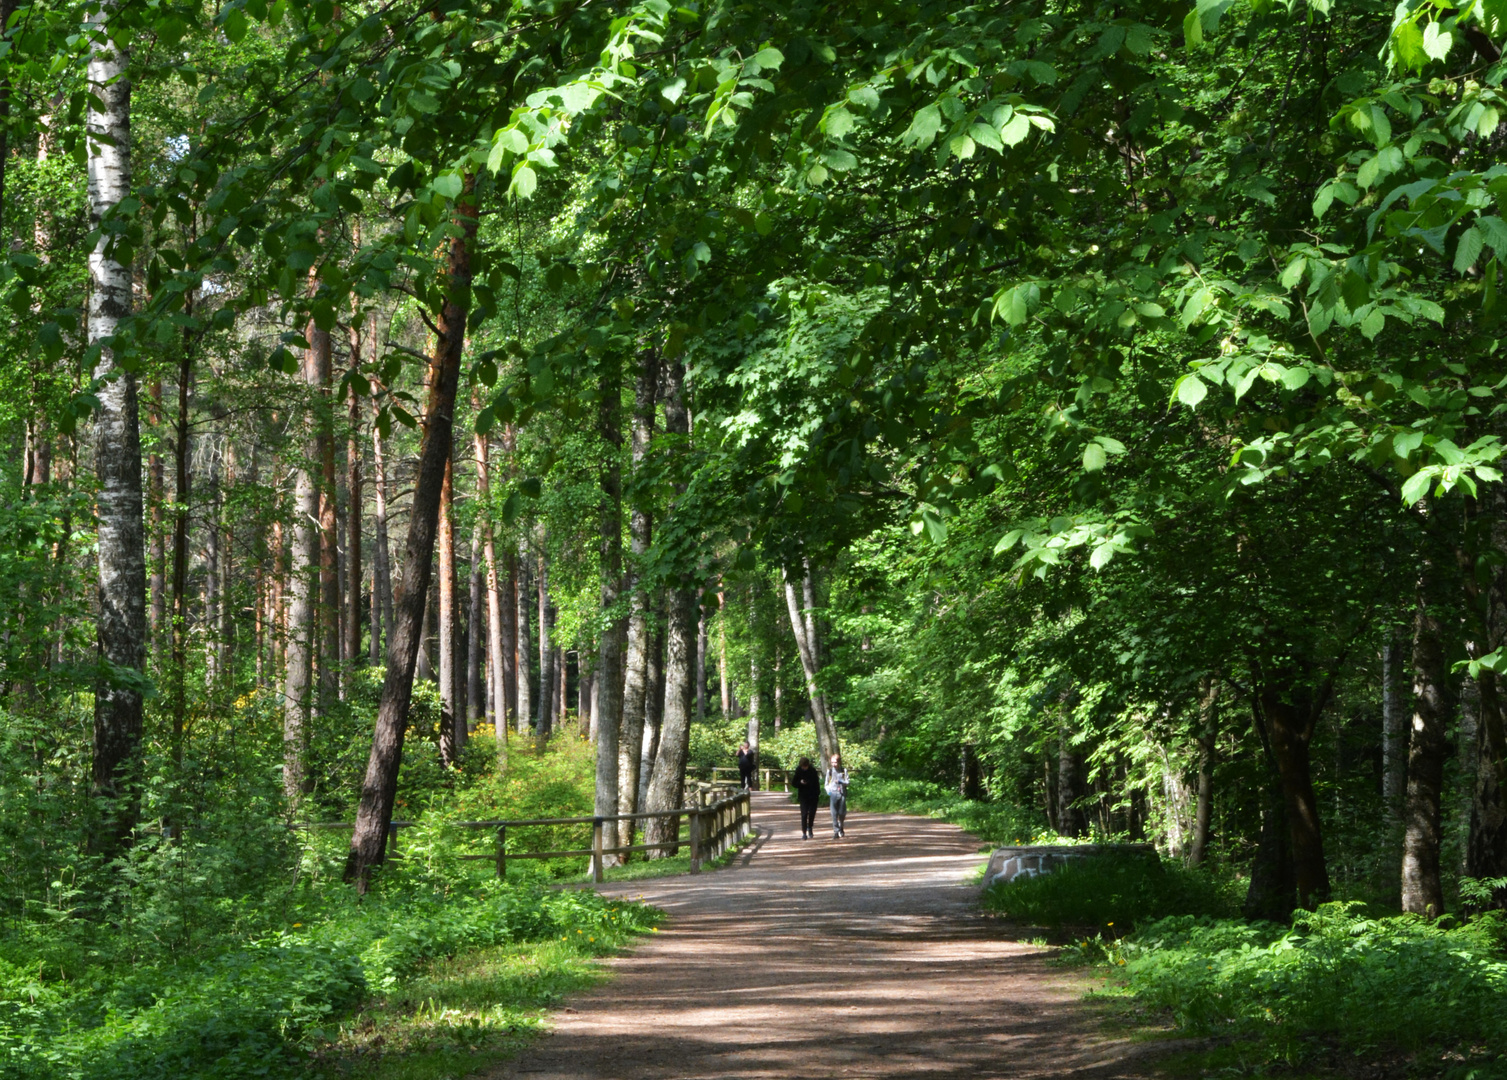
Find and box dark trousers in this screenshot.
[739,768,754,789]
[799,800,818,835]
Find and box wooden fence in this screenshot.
[292,789,752,884]
[706,766,790,791]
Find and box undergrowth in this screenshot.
[982,854,1241,929]
[845,777,1047,845]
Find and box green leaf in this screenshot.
[223,7,248,42]
[511,165,538,199]
[431,173,463,200]
[1360,308,1386,339]
[825,107,855,139]
[1401,469,1433,505]
[749,47,784,72]
[1183,7,1203,46]
[1176,374,1208,408]
[1083,442,1107,472]
[993,529,1024,555]
[1394,430,1424,458]
[1422,21,1452,62]
[1279,256,1306,290]
[1281,367,1311,390]
[1393,20,1426,70]
[903,104,942,148]
[1000,112,1031,147]
[1455,226,1485,274]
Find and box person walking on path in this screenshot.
[736,741,756,790]
[825,753,849,839]
[792,756,821,838]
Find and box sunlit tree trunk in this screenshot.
[1402,558,1454,917]
[618,346,658,849]
[169,348,192,760]
[783,566,837,762]
[346,376,363,669]
[536,545,554,748]
[369,397,393,663]
[515,542,532,732]
[638,613,665,813]
[284,315,325,803]
[695,611,707,721]
[87,2,145,851]
[467,522,485,728]
[595,357,625,849]
[345,179,476,889]
[316,320,339,707]
[645,359,695,856]
[475,423,506,762]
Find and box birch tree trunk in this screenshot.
[645,359,695,856]
[284,320,324,803]
[515,545,532,732]
[618,346,659,848]
[169,349,192,758]
[345,179,476,888]
[536,548,554,748]
[638,614,665,813]
[595,358,625,848]
[87,4,145,850]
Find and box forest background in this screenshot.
[3,0,1507,1076]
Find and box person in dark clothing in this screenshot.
[792,756,822,838]
[736,742,756,789]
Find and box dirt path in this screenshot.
[486,791,1160,1080]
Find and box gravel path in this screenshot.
[486,791,1160,1079]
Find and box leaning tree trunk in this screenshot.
[595,356,626,851]
[644,359,695,856]
[438,454,461,766]
[1402,559,1455,917]
[783,566,837,762]
[87,4,146,852]
[618,346,659,850]
[345,179,476,889]
[1188,675,1220,867]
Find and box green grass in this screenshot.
[982,854,1241,930]
[594,832,755,883]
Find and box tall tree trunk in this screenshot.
[747,626,761,791]
[369,397,393,663]
[773,646,782,730]
[270,517,285,682]
[204,433,222,688]
[284,323,325,803]
[515,544,532,733]
[1254,665,1332,909]
[346,378,363,668]
[475,421,507,756]
[1188,675,1220,867]
[345,178,476,889]
[1382,631,1408,818]
[1402,559,1454,917]
[595,358,625,848]
[220,438,236,682]
[783,567,838,762]
[147,380,165,654]
[467,522,485,728]
[87,4,145,851]
[618,346,659,849]
[536,548,554,748]
[169,348,192,760]
[438,454,461,766]
[316,323,339,708]
[718,588,731,718]
[696,610,707,722]
[1056,712,1086,838]
[645,360,695,856]
[1461,488,1507,908]
[638,614,665,812]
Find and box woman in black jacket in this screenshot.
[791,756,822,839]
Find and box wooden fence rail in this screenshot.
[289,790,753,884]
[706,766,790,791]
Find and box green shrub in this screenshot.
[1115,904,1507,1071]
[982,854,1239,928]
[847,776,1046,843]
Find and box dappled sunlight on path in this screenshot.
[486,792,1160,1080]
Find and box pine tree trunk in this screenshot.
[87,5,145,851]
[169,349,192,758]
[1188,675,1220,867]
[1402,559,1454,917]
[147,381,165,654]
[536,549,554,749]
[316,319,339,708]
[467,522,485,727]
[369,397,393,663]
[618,347,659,850]
[346,380,363,669]
[438,454,460,766]
[204,434,222,689]
[345,179,476,889]
[644,360,695,856]
[284,319,324,803]
[515,544,532,733]
[595,359,625,842]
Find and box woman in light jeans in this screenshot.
[825,753,849,839]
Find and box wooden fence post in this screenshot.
[689,810,702,874]
[496,825,506,879]
[592,817,604,883]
